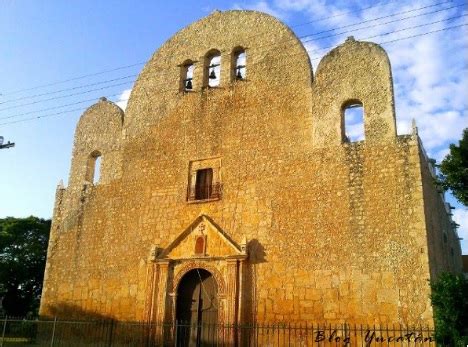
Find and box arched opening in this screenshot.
[181,60,195,91]
[176,269,218,345]
[86,151,102,184]
[205,50,221,87]
[342,100,365,142]
[232,47,246,81]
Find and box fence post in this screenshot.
[107,320,114,347]
[0,316,7,347]
[50,316,57,347]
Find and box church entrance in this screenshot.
[176,268,218,346]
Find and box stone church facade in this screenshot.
[40,10,462,327]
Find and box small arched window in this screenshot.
[87,151,102,184]
[233,48,246,81]
[342,100,364,142]
[181,61,195,91]
[195,236,206,255]
[205,50,221,87]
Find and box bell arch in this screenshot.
[204,49,221,87]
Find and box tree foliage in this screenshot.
[0,217,50,317]
[430,272,468,346]
[438,128,468,206]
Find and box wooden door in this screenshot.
[176,269,218,346]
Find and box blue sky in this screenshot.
[0,0,467,252]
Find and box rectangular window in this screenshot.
[195,168,213,200]
[187,158,222,203]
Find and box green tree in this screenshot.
[430,272,468,346]
[438,128,468,206]
[0,217,50,317]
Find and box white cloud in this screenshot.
[115,88,132,111]
[432,147,450,163]
[453,209,468,254]
[233,1,286,19]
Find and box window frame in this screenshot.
[187,157,222,203]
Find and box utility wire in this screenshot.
[1,62,145,96]
[0,3,463,111]
[289,0,404,28]
[1,22,465,127]
[302,9,467,45]
[0,81,133,112]
[306,14,467,55]
[0,93,124,121]
[0,0,457,99]
[0,75,136,105]
[299,0,459,41]
[235,2,466,63]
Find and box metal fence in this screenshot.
[0,317,437,346]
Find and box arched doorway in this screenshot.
[176,268,218,346]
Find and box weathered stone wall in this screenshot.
[418,143,463,277]
[40,10,460,326]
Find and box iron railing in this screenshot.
[0,317,438,347]
[187,183,222,202]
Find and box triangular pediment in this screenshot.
[159,215,245,259]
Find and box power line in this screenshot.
[0,3,463,112]
[289,0,403,28]
[300,0,459,41]
[1,62,144,96]
[302,7,467,45]
[250,2,465,57]
[374,22,467,45]
[0,0,458,99]
[1,23,465,127]
[0,80,134,112]
[306,15,467,55]
[0,75,136,105]
[0,92,124,121]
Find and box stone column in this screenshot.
[238,259,246,324]
[144,262,158,323]
[225,258,239,324]
[169,292,177,323]
[154,260,171,323]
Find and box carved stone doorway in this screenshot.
[176,268,218,346]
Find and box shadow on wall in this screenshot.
[38,303,259,346]
[43,303,111,321]
[241,239,267,325]
[248,239,266,265]
[39,304,155,345]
